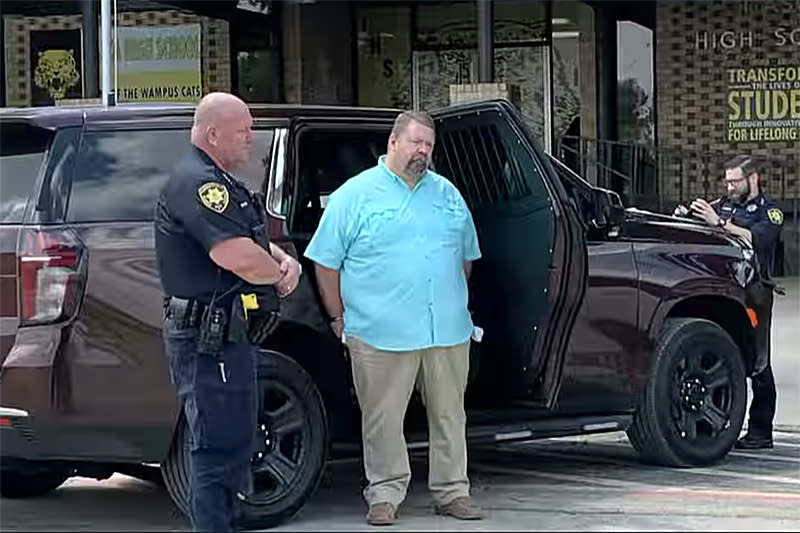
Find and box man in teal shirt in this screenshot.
[305,111,483,525]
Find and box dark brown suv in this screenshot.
[0,100,766,528]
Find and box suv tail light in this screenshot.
[18,228,87,326]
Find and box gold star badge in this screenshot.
[767,208,783,225]
[198,182,229,213]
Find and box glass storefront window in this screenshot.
[355,4,412,109]
[494,1,548,45]
[352,0,597,158]
[617,20,654,147]
[415,1,478,49]
[237,50,280,103]
[552,1,595,141]
[412,0,551,144]
[493,1,549,142]
[412,2,478,113]
[551,1,595,174]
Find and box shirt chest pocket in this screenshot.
[362,207,404,249]
[432,199,465,248]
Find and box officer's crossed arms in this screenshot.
[210,234,298,297]
[189,93,301,297]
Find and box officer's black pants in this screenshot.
[747,284,776,437]
[163,318,257,532]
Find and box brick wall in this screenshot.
[655,0,799,203]
[3,9,230,107]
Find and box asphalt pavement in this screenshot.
[2,429,798,531]
[1,277,798,531]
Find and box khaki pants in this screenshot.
[346,335,471,508]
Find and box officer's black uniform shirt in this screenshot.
[716,193,784,279]
[155,146,265,305]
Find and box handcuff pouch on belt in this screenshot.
[238,209,281,345]
[230,286,280,345]
[197,287,280,354]
[198,198,281,353]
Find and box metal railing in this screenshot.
[553,135,799,218]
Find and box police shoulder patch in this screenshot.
[767,207,783,225]
[198,182,229,213]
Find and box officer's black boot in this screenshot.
[734,432,773,449]
[736,366,777,450]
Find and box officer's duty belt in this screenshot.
[164,296,207,328]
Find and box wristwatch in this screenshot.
[716,218,727,228]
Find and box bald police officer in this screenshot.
[155,92,302,532]
[675,154,784,450]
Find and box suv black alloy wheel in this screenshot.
[627,318,747,467]
[161,350,329,529]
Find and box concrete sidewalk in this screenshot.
[771,276,799,431]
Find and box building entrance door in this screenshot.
[412,45,552,152]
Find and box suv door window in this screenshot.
[68,128,274,222]
[292,127,388,234]
[231,129,275,193]
[432,116,550,211]
[549,154,594,229]
[0,122,54,223]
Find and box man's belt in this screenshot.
[163,296,207,327]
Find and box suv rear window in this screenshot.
[68,129,191,222]
[68,128,274,222]
[0,122,54,223]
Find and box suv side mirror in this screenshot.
[590,188,624,237]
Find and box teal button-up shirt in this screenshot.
[304,155,482,351]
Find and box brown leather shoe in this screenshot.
[366,502,397,526]
[435,496,484,520]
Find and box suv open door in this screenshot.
[431,99,587,410]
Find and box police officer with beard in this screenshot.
[674,154,784,450]
[155,92,302,531]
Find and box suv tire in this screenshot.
[0,463,71,498]
[161,349,329,529]
[627,317,746,467]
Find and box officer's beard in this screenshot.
[735,181,751,203]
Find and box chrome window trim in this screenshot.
[265,127,288,220]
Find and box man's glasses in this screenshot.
[724,177,746,185]
[723,172,753,185]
